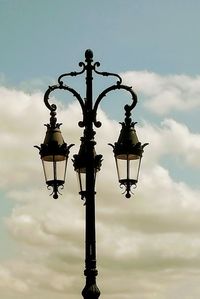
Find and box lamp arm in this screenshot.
[93,84,137,127]
[44,83,85,120]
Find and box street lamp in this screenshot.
[35,49,147,299]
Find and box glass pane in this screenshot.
[42,160,53,182]
[56,159,67,182]
[129,158,141,182]
[115,158,127,181]
[76,168,98,194]
[115,155,141,182]
[42,158,67,184]
[76,171,86,193]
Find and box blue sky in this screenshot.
[1,0,200,84]
[1,1,200,299]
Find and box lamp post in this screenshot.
[36,49,147,299]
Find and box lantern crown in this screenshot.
[114,121,144,159]
[39,122,69,161]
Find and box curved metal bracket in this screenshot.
[44,83,85,123]
[94,62,122,85]
[43,85,59,111]
[58,62,86,85]
[93,84,137,127]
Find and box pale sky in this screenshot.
[1,1,200,299]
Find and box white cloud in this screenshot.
[139,118,200,168]
[1,85,200,299]
[0,264,29,293]
[121,71,200,114]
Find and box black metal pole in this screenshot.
[81,50,100,299]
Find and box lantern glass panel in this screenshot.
[42,155,67,185]
[115,154,141,183]
[76,168,86,194]
[75,167,99,194]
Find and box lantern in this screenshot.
[110,121,148,198]
[73,137,102,199]
[36,122,73,199]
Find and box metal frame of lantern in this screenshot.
[36,49,147,299]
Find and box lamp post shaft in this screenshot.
[82,50,100,299]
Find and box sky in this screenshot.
[0,0,200,298]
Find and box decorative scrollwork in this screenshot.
[120,181,137,199]
[48,183,64,199]
[43,50,137,132]
[44,85,59,111]
[94,62,122,85]
[58,62,86,85]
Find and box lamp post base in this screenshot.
[82,269,100,299]
[82,282,100,299]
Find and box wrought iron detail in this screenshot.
[94,61,122,85]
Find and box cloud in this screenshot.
[139,118,200,168]
[1,84,200,299]
[121,71,200,114]
[0,264,29,294]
